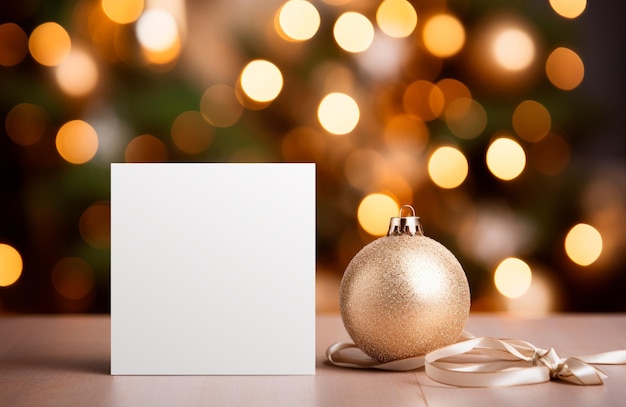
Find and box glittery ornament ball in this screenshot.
[339,234,470,363]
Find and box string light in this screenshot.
[317,92,360,135]
[492,27,535,71]
[240,59,284,103]
[486,137,526,181]
[276,0,320,42]
[376,0,418,39]
[549,0,587,19]
[494,257,532,299]
[333,12,374,53]
[546,47,585,90]
[56,120,99,164]
[357,194,399,236]
[565,224,603,266]
[428,146,468,189]
[422,14,465,58]
[141,35,181,67]
[0,244,22,287]
[101,0,144,24]
[29,22,71,67]
[136,8,178,51]
[55,47,99,97]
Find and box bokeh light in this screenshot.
[0,244,23,287]
[383,114,429,154]
[56,120,99,164]
[5,103,49,147]
[505,271,555,315]
[512,100,551,142]
[376,0,418,39]
[200,84,243,128]
[457,206,534,266]
[546,47,584,90]
[79,202,111,248]
[354,32,403,80]
[390,154,423,186]
[281,126,326,162]
[0,23,28,66]
[90,7,129,63]
[240,59,284,103]
[378,171,414,205]
[428,146,468,189]
[444,98,488,140]
[312,63,355,94]
[29,22,72,66]
[492,27,535,71]
[565,223,603,266]
[422,14,465,58]
[55,47,99,97]
[136,8,178,51]
[494,257,532,299]
[403,80,445,121]
[51,257,95,300]
[344,149,387,191]
[276,0,320,41]
[101,0,144,24]
[125,134,168,162]
[486,137,526,181]
[317,92,360,135]
[437,78,472,108]
[549,0,587,19]
[530,132,570,175]
[0,0,621,314]
[171,110,214,155]
[333,12,374,53]
[141,35,181,67]
[357,193,399,236]
[465,18,541,92]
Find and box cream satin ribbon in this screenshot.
[326,333,626,387]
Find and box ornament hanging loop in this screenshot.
[387,204,424,236]
[398,204,416,218]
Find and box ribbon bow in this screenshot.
[327,334,626,387]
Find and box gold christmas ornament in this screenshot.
[340,205,471,362]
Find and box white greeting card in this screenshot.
[110,163,316,375]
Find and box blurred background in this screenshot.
[0,0,624,315]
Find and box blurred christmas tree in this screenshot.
[0,0,625,313]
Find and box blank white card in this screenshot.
[110,163,316,375]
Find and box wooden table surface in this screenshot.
[1,314,625,407]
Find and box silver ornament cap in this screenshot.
[387,204,424,236]
[340,205,471,363]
